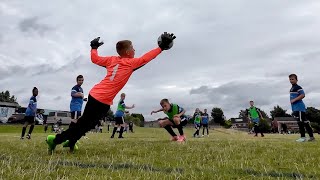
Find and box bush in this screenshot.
[124,115,141,126]
[311,122,320,133]
[223,120,232,129]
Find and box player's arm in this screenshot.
[90,37,112,67]
[257,108,263,119]
[71,88,83,98]
[125,104,135,109]
[151,108,164,115]
[174,106,185,117]
[130,48,162,70]
[291,88,305,103]
[91,50,112,67]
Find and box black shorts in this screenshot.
[71,111,81,119]
[115,117,124,125]
[24,116,35,124]
[292,111,308,122]
[202,124,208,127]
[172,120,188,128]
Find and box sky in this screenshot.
[1,0,320,121]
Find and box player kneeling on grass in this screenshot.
[45,32,176,154]
[151,99,187,142]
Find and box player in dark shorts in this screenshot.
[21,87,38,139]
[128,121,134,133]
[247,101,264,137]
[201,109,209,137]
[193,108,202,138]
[111,93,135,138]
[151,99,187,142]
[46,32,176,153]
[69,75,87,128]
[289,74,315,142]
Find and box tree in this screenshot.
[211,107,224,125]
[131,113,145,127]
[306,107,320,124]
[124,114,141,126]
[239,110,248,119]
[104,109,114,121]
[259,109,269,118]
[270,105,291,119]
[0,90,17,103]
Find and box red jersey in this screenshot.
[89,47,162,105]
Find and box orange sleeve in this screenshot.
[91,49,112,67]
[130,47,162,70]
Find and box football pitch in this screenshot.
[0,125,319,180]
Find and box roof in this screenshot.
[274,117,295,121]
[231,118,249,123]
[0,101,19,107]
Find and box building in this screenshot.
[273,117,299,133]
[231,118,249,129]
[0,102,20,123]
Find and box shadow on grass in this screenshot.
[236,168,318,179]
[56,160,184,174]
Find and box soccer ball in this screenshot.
[158,35,174,50]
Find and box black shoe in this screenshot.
[118,136,124,138]
[20,137,24,140]
[26,134,31,139]
[110,135,114,138]
[261,134,265,137]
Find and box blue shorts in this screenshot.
[252,117,260,123]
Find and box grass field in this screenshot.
[0,125,319,180]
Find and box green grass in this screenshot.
[0,125,319,180]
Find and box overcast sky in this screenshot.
[1,0,320,120]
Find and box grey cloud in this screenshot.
[53,96,62,101]
[18,17,52,35]
[189,81,291,117]
[1,0,320,119]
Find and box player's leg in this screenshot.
[118,117,125,138]
[111,117,121,138]
[21,118,29,139]
[26,117,35,139]
[253,121,259,137]
[300,112,315,141]
[159,118,177,140]
[206,125,209,136]
[176,119,187,142]
[69,111,77,129]
[193,124,199,137]
[293,111,306,142]
[48,95,109,153]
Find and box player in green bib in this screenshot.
[247,101,264,137]
[151,99,187,142]
[193,108,202,138]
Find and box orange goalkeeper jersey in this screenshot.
[89,47,162,105]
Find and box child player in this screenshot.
[46,32,176,153]
[201,109,209,137]
[110,93,135,138]
[21,87,38,139]
[151,99,187,142]
[247,101,264,137]
[193,108,202,138]
[289,74,315,142]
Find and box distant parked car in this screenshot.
[47,111,72,125]
[7,113,25,124]
[0,118,8,123]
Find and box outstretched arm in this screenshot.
[130,48,162,70]
[151,108,164,115]
[125,104,135,109]
[91,49,113,67]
